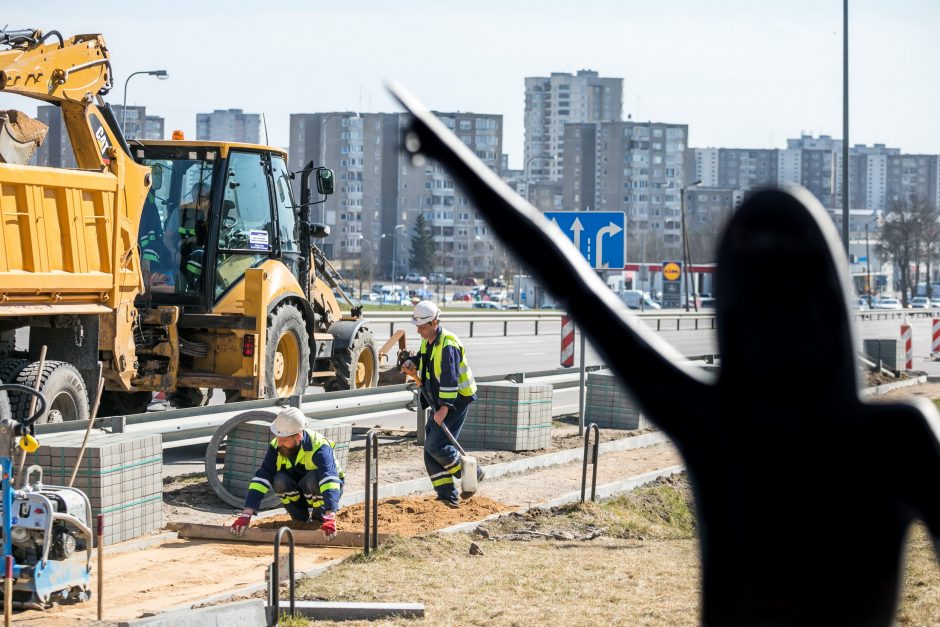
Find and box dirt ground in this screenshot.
[257,494,509,535]
[14,539,354,624]
[14,376,935,623]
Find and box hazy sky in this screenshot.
[3,1,938,168]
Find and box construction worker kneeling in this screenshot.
[231,407,344,539]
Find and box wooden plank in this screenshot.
[166,522,390,547]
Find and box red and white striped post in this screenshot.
[560,315,575,368]
[932,319,940,359]
[901,324,913,370]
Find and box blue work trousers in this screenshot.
[424,403,470,500]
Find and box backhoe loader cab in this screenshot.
[125,139,380,408]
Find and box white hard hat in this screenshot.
[411,300,440,325]
[270,407,306,437]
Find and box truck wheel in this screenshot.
[0,358,27,421]
[97,391,153,417]
[331,327,379,390]
[13,361,90,424]
[265,304,310,398]
[168,387,210,409]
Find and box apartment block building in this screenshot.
[288,111,505,280]
[196,109,260,143]
[562,120,689,245]
[111,105,165,140]
[524,70,622,184]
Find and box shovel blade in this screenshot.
[461,455,478,493]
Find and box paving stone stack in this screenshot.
[862,339,902,370]
[32,432,163,546]
[585,369,649,430]
[459,381,553,451]
[222,418,352,505]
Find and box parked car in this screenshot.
[619,290,661,311]
[931,299,940,308]
[855,297,871,310]
[362,293,381,302]
[910,296,931,309]
[457,277,478,286]
[428,273,454,285]
[873,297,903,310]
[505,303,530,311]
[452,291,472,301]
[472,301,503,310]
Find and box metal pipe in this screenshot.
[96,514,103,621]
[581,423,600,502]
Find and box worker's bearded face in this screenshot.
[277,434,302,458]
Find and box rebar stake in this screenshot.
[364,429,380,553]
[581,423,600,503]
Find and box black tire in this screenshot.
[0,358,25,421]
[264,304,310,398]
[330,327,379,391]
[168,386,210,409]
[97,390,153,417]
[13,361,89,424]
[224,389,243,404]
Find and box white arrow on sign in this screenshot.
[570,217,583,250]
[594,221,623,269]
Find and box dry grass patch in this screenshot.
[286,475,940,626]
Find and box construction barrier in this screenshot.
[560,315,575,368]
[901,324,913,370]
[933,319,940,358]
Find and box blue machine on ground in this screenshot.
[0,384,92,609]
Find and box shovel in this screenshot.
[408,373,479,495]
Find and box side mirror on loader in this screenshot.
[316,168,334,196]
[309,223,330,239]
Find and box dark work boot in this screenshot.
[435,490,460,509]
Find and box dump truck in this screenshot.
[0,28,384,421]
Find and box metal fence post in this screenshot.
[364,429,380,554]
[580,423,600,502]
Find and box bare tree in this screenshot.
[914,200,940,298]
[879,197,924,306]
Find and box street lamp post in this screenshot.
[865,222,872,307]
[391,224,405,283]
[357,235,375,299]
[122,70,168,137]
[524,153,554,206]
[680,180,702,312]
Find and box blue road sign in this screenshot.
[545,211,625,269]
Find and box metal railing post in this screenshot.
[364,430,380,554]
[271,526,295,624]
[469,321,474,337]
[504,320,508,336]
[580,423,600,503]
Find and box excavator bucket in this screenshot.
[0,109,47,164]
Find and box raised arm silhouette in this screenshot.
[389,81,940,626]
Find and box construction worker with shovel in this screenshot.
[231,407,344,538]
[401,300,484,508]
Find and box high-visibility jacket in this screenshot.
[244,429,344,512]
[417,327,477,410]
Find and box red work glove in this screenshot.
[321,512,337,540]
[231,509,253,536]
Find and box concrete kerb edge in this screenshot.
[157,554,350,616]
[434,464,687,536]
[861,374,928,397]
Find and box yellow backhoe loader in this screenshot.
[0,28,383,421]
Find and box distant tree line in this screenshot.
[879,196,940,305]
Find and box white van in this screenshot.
[619,290,661,310]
